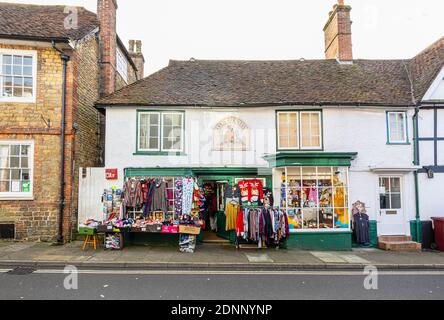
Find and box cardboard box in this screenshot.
[179,225,201,235]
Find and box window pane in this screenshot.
[390,178,400,192]
[380,193,390,209]
[4,76,12,86]
[21,157,29,168]
[24,77,33,87]
[10,145,20,156]
[0,181,9,192]
[3,55,12,64]
[301,112,321,148]
[13,55,22,65]
[13,66,22,76]
[21,169,30,180]
[3,86,13,97]
[2,65,11,75]
[23,56,32,66]
[278,112,298,149]
[163,114,172,126]
[13,77,23,86]
[0,169,10,180]
[139,113,159,150]
[23,88,33,97]
[13,87,23,97]
[390,194,401,209]
[11,169,20,180]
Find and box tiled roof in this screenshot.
[97,58,414,107]
[0,2,98,41]
[408,36,444,102]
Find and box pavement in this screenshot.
[1,240,444,270]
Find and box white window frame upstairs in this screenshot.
[387,111,408,144]
[161,112,185,152]
[138,112,161,152]
[0,49,37,103]
[277,110,323,151]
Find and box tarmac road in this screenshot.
[0,268,443,300]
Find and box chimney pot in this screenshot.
[129,40,135,53]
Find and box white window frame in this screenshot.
[161,112,184,152]
[116,47,128,83]
[138,112,161,152]
[277,111,299,150]
[300,111,323,150]
[378,175,403,210]
[0,140,34,200]
[137,111,184,153]
[387,111,408,144]
[277,110,323,151]
[0,49,37,103]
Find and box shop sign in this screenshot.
[21,181,30,192]
[106,168,118,180]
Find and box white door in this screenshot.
[378,176,406,235]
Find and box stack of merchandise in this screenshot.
[105,234,122,250]
[79,219,99,229]
[179,234,197,253]
[102,188,123,220]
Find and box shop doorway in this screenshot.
[378,176,407,235]
[201,179,231,243]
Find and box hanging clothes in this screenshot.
[175,178,183,217]
[225,201,239,231]
[123,178,143,208]
[353,213,370,245]
[182,178,194,215]
[149,178,168,213]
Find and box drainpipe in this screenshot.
[52,41,70,243]
[413,105,421,243]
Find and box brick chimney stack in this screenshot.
[323,0,353,62]
[129,40,145,80]
[98,0,117,96]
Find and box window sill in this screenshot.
[133,151,187,156]
[0,196,34,201]
[0,98,36,104]
[386,142,411,145]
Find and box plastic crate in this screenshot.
[78,227,97,235]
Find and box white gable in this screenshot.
[422,66,444,101]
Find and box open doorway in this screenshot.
[201,180,230,243]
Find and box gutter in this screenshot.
[52,41,71,243]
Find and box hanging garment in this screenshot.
[353,213,370,245]
[308,186,318,203]
[238,180,250,204]
[235,208,245,236]
[175,178,183,217]
[150,179,168,213]
[249,179,264,204]
[249,209,258,241]
[182,178,194,215]
[225,201,239,231]
[123,179,143,208]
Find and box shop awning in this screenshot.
[263,152,358,168]
[124,167,272,177]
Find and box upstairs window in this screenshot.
[0,50,36,102]
[138,111,184,153]
[387,111,408,144]
[116,47,128,83]
[277,111,322,150]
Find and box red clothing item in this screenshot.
[237,179,264,204]
[235,207,244,236]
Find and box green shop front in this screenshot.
[264,152,358,251]
[124,167,273,244]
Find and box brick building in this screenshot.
[0,0,144,241]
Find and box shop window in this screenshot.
[0,141,33,199]
[387,111,408,144]
[137,111,184,153]
[0,50,36,102]
[277,111,322,150]
[276,166,349,231]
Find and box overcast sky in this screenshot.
[4,0,444,76]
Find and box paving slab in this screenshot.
[244,254,274,263]
[310,252,347,263]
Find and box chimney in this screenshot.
[129,40,145,80]
[98,0,118,96]
[323,0,353,62]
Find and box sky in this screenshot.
[3,0,444,76]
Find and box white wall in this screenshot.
[418,174,444,221]
[105,106,416,232]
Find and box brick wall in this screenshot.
[0,44,67,241]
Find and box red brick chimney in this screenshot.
[98,0,117,96]
[323,0,353,62]
[129,40,145,80]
